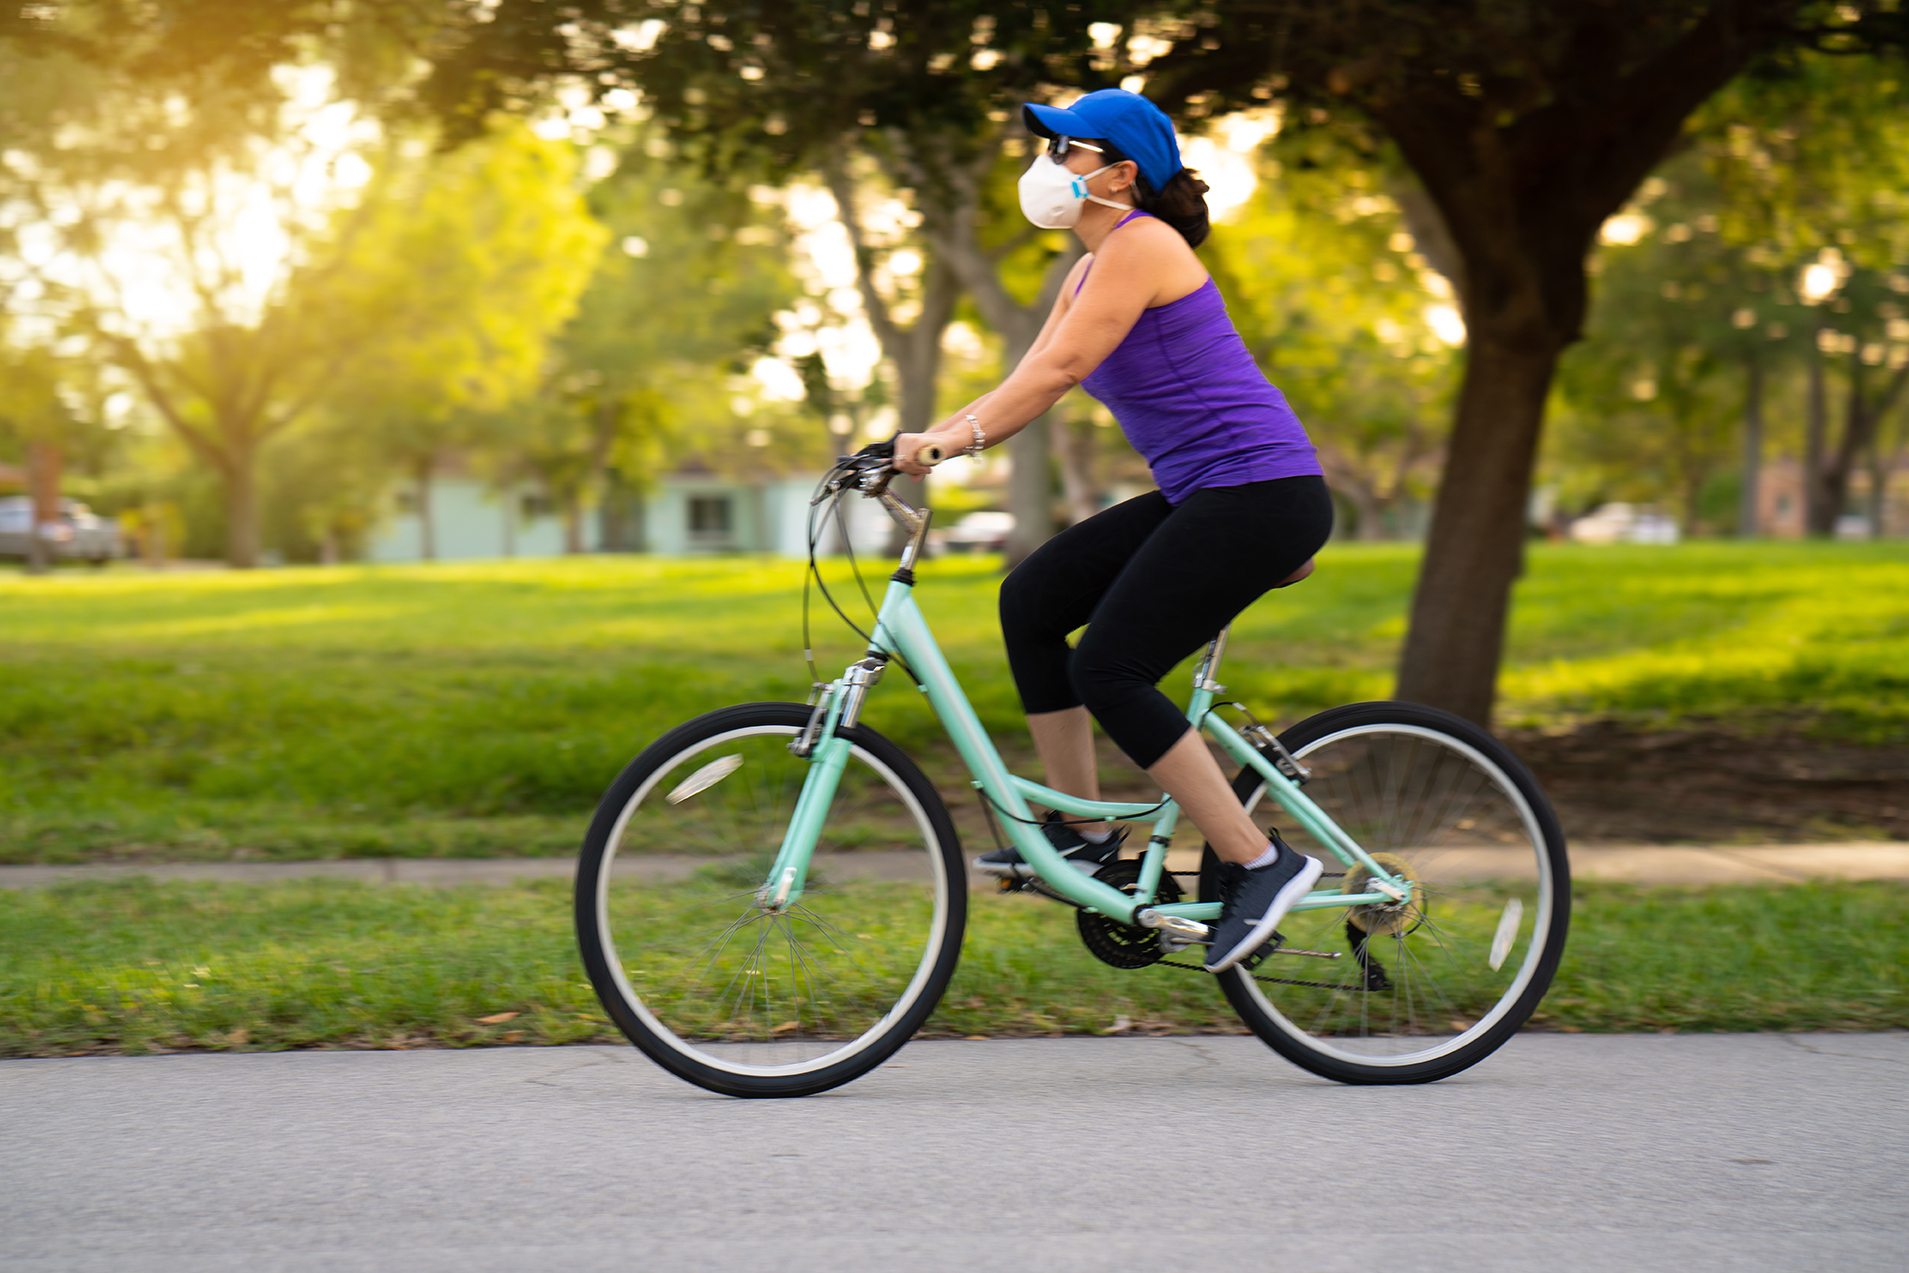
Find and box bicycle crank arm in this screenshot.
[1135,909,1209,940]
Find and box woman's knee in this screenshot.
[1067,646,1144,720]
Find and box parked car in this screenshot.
[939,510,1014,554]
[0,496,121,564]
[1567,502,1680,546]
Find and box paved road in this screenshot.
[6,1034,1905,1271]
[4,841,1907,890]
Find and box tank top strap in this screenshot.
[1072,208,1155,296]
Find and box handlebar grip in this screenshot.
[913,443,945,467]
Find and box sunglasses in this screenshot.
[1047,135,1114,162]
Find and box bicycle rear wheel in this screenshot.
[575,703,965,1098]
[1207,701,1569,1084]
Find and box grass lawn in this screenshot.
[2,541,1906,864]
[3,877,1903,1058]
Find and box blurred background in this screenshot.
[2,3,1905,575]
[3,2,1907,1056]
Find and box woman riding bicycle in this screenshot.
[893,89,1334,975]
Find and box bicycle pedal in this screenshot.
[1238,931,1285,972]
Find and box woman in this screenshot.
[894,89,1334,974]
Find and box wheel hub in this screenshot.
[1342,852,1424,935]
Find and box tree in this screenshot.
[516,133,807,550]
[318,124,606,560]
[1208,134,1460,539]
[388,0,1909,716]
[1135,0,1906,722]
[1548,156,1806,533]
[0,347,71,573]
[413,0,1124,560]
[1700,51,1909,535]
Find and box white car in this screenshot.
[939,510,1014,553]
[0,495,121,563]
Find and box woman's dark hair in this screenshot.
[1095,141,1211,248]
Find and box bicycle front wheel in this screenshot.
[576,703,965,1098]
[1208,701,1569,1085]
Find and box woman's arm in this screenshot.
[894,227,1178,473]
[915,256,1088,455]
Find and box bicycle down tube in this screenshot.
[767,571,1412,926]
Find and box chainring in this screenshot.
[1076,859,1184,969]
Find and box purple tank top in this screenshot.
[1076,211,1321,504]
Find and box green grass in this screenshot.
[2,878,1902,1058]
[2,542,1906,863]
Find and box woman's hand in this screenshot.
[892,432,955,477]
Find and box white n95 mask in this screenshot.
[1017,156,1133,229]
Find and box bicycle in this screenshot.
[575,443,1570,1098]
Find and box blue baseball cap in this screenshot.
[1021,89,1184,193]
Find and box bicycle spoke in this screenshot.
[1219,711,1564,1074]
[582,713,957,1080]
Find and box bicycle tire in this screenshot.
[575,702,965,1098]
[1204,701,1570,1085]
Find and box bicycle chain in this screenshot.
[1155,958,1363,993]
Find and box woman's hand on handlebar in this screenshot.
[892,431,955,477]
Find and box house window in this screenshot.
[521,492,555,520]
[688,495,732,538]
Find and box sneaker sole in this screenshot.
[1203,854,1325,974]
[971,856,1111,880]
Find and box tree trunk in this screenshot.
[225,447,261,569]
[1393,331,1562,725]
[562,492,584,554]
[1865,427,1886,539]
[1054,415,1101,526]
[883,260,957,548]
[928,138,1085,567]
[1349,487,1386,542]
[144,503,169,570]
[414,459,437,562]
[1804,327,1831,537]
[1821,353,1909,539]
[24,441,59,576]
[820,158,959,553]
[1739,356,1764,537]
[1006,415,1054,561]
[501,480,518,557]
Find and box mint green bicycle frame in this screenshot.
[764,494,1411,928]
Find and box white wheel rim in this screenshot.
[592,724,952,1078]
[1237,722,1556,1068]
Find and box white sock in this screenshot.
[1242,842,1281,870]
[1080,828,1114,845]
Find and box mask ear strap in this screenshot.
[1080,162,1137,212]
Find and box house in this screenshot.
[366,460,884,561]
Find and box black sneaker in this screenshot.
[974,810,1127,879]
[1202,832,1324,973]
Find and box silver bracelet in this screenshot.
[962,414,985,457]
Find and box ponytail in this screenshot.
[1134,168,1212,249]
[1087,139,1213,248]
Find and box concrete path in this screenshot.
[5,1034,1905,1271]
[3,842,1906,890]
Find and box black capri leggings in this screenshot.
[999,475,1333,770]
